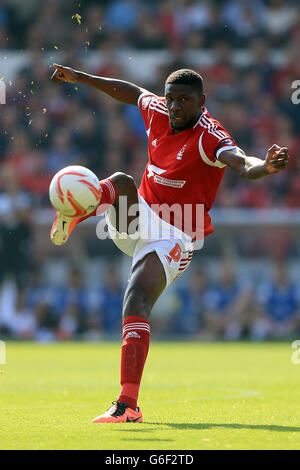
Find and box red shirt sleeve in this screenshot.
[137,92,158,132]
[200,127,238,167]
[138,92,169,135]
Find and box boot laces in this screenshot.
[110,400,129,417]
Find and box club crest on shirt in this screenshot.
[177,144,186,160]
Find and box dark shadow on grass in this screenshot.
[115,428,157,432]
[123,438,174,442]
[147,423,300,432]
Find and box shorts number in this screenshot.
[169,243,182,262]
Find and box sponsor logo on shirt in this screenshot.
[153,175,186,188]
[147,164,167,178]
[147,164,186,188]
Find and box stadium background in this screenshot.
[0,0,299,342]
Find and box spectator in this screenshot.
[105,0,141,33]
[203,42,239,102]
[92,39,123,79]
[264,0,299,46]
[72,109,107,174]
[252,262,300,339]
[247,39,275,94]
[0,0,18,47]
[169,269,208,336]
[0,165,34,335]
[158,0,181,47]
[17,268,49,340]
[45,127,81,174]
[204,3,236,47]
[85,4,106,46]
[201,264,252,340]
[174,0,211,42]
[221,0,266,46]
[97,265,124,336]
[135,10,167,49]
[30,0,66,49]
[54,268,91,340]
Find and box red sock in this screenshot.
[76,178,117,224]
[118,315,150,410]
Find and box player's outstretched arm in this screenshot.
[218,145,290,179]
[51,63,146,106]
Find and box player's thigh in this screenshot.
[123,251,167,320]
[109,172,139,234]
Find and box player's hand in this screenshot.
[265,144,290,174]
[51,63,79,83]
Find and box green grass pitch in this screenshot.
[0,341,300,450]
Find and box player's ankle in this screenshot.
[118,395,137,411]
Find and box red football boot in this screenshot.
[92,401,143,423]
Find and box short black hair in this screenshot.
[165,69,204,95]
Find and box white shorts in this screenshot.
[105,193,194,287]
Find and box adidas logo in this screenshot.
[152,139,157,147]
[125,331,141,340]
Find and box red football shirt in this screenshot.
[138,92,238,239]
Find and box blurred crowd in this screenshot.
[169,262,300,340]
[0,0,299,210]
[2,0,300,50]
[0,0,300,340]
[0,257,299,341]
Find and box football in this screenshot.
[49,165,101,217]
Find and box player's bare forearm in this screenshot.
[239,156,269,179]
[51,64,144,105]
[219,145,290,180]
[77,72,144,105]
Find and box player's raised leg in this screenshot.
[50,172,138,246]
[93,251,167,423]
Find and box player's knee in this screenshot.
[110,172,136,197]
[123,286,151,320]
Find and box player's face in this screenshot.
[165,84,205,133]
